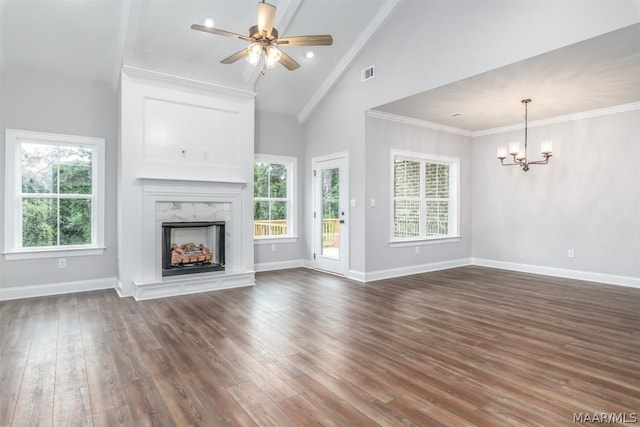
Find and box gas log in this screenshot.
[170,242,212,265]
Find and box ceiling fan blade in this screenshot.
[276,35,333,46]
[191,24,253,42]
[221,49,249,64]
[257,2,276,38]
[279,51,300,71]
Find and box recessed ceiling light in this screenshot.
[305,51,315,59]
[204,18,214,28]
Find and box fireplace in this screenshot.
[162,221,225,277]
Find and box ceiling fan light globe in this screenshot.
[248,42,262,56]
[247,53,260,65]
[265,55,278,69]
[266,45,282,62]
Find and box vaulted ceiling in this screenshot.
[0,0,394,121]
[1,1,638,128]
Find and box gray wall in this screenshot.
[0,67,118,288]
[365,117,472,273]
[472,109,640,278]
[303,0,637,277]
[254,110,306,266]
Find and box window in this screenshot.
[4,129,105,259]
[254,154,296,241]
[391,150,459,243]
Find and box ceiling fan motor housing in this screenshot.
[249,24,278,40]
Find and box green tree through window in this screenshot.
[21,143,93,247]
[254,161,288,237]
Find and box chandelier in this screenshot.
[497,99,552,171]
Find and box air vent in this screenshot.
[361,65,375,82]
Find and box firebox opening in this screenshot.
[162,221,225,277]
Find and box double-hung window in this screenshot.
[254,154,297,241]
[4,129,105,259]
[391,149,459,243]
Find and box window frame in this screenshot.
[253,153,297,243]
[3,129,106,260]
[390,149,460,245]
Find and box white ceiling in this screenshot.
[0,0,390,120]
[1,1,638,127]
[374,23,640,132]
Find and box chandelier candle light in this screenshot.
[497,99,552,171]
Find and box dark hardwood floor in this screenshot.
[1,266,639,426]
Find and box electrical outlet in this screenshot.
[271,244,276,252]
[568,249,575,258]
[414,246,420,255]
[58,258,66,268]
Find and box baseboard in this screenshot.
[0,277,117,301]
[347,270,366,282]
[254,259,305,272]
[363,258,473,282]
[472,258,640,289]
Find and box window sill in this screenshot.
[254,237,298,245]
[390,236,461,247]
[3,246,106,261]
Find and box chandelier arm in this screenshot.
[500,159,524,167]
[526,157,551,166]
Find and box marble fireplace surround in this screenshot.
[132,179,254,300]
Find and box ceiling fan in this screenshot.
[191,1,333,73]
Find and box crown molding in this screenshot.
[472,101,640,137]
[366,110,473,137]
[367,102,640,137]
[121,66,256,99]
[297,0,402,123]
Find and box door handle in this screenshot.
[339,220,345,224]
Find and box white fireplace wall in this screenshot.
[118,67,255,298]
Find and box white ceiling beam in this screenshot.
[111,0,149,90]
[297,0,402,123]
[111,0,130,90]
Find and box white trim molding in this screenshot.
[367,110,473,136]
[122,66,256,99]
[254,259,305,272]
[472,258,640,289]
[4,129,106,260]
[360,258,473,282]
[0,277,117,301]
[368,102,640,138]
[474,101,640,137]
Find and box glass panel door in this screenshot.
[321,167,340,259]
[313,155,348,275]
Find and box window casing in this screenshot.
[4,129,105,260]
[391,150,459,243]
[254,154,297,242]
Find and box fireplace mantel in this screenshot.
[137,176,247,187]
